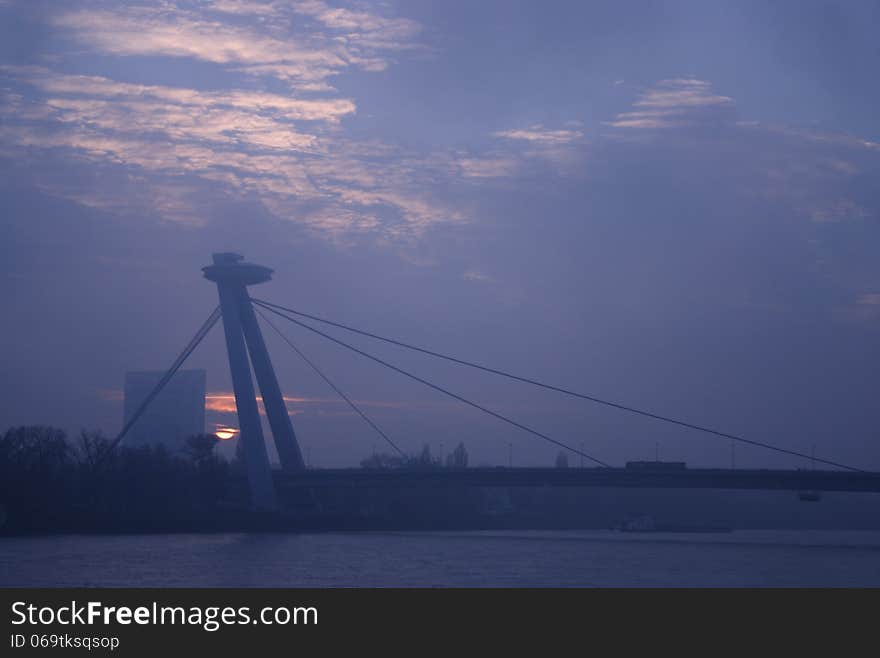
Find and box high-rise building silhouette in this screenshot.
[123,369,206,452]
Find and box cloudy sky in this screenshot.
[2,0,879,469]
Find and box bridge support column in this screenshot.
[240,294,305,471]
[215,281,277,509]
[203,253,306,509]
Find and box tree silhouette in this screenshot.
[360,452,407,469]
[184,433,219,466]
[0,425,238,534]
[75,430,111,469]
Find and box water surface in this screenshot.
[3,530,879,587]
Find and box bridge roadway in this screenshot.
[274,466,880,493]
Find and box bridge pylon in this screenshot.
[203,253,305,509]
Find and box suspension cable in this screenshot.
[253,300,611,467]
[252,298,861,473]
[99,306,221,460]
[255,306,406,458]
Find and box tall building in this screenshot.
[123,369,206,453]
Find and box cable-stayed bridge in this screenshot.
[111,254,880,509]
[273,467,880,494]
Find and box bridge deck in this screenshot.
[273,467,880,493]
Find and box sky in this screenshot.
[1,0,879,470]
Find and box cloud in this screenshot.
[52,1,422,89]
[493,124,584,145]
[293,1,422,46]
[3,0,879,275]
[205,392,448,415]
[0,67,350,160]
[457,157,520,179]
[29,70,357,123]
[463,270,490,282]
[605,78,733,130]
[484,124,588,176]
[207,0,280,17]
[635,78,732,109]
[856,294,880,306]
[0,1,460,240]
[809,198,869,224]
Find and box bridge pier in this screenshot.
[239,294,305,471]
[203,253,305,509]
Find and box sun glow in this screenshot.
[214,426,238,441]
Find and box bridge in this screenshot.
[274,466,880,493]
[111,253,879,509]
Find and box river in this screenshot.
[2,530,879,587]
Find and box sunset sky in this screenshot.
[2,0,879,469]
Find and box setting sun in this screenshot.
[214,427,238,441]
